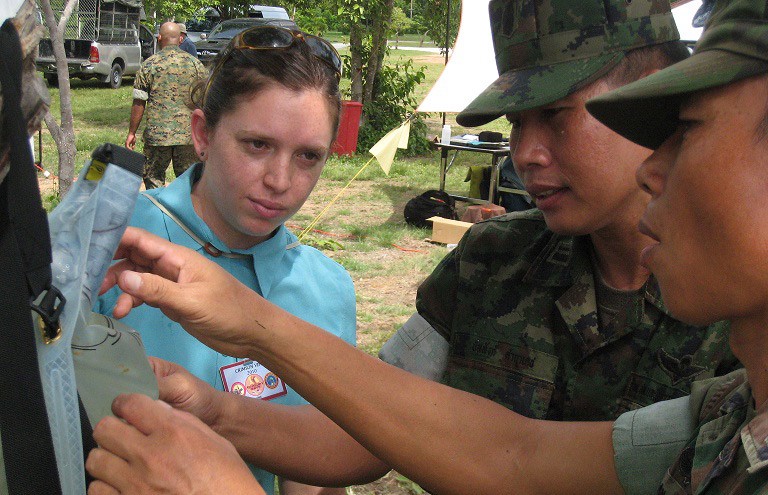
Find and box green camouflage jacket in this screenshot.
[416,210,739,420]
[133,45,207,146]
[659,369,768,494]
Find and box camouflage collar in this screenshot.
[523,229,670,315]
[691,373,768,492]
[741,395,768,476]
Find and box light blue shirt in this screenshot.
[96,164,357,494]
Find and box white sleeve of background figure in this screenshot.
[378,312,449,381]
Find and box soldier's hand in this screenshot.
[101,227,262,359]
[125,133,136,150]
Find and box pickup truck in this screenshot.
[36,0,155,88]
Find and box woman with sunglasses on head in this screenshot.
[95,26,357,495]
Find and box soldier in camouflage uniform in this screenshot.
[379,0,740,422]
[126,22,207,189]
[587,0,768,491]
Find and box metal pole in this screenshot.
[444,0,450,66]
[441,0,450,128]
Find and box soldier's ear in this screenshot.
[191,109,210,160]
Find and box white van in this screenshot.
[247,5,290,19]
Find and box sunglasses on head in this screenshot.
[204,26,342,104]
[234,26,342,76]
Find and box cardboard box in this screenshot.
[460,203,507,223]
[427,216,473,244]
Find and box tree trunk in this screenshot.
[43,112,76,195]
[362,0,393,106]
[39,0,77,196]
[348,22,364,103]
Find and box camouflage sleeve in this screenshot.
[133,62,151,100]
[612,396,694,495]
[415,241,463,340]
[378,312,448,381]
[195,58,208,80]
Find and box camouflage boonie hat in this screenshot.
[587,0,768,149]
[455,0,681,127]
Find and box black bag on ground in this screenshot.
[404,189,458,228]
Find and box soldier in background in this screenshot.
[126,21,207,189]
[379,0,739,422]
[177,23,198,58]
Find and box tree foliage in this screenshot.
[143,0,262,25]
[389,6,411,46]
[419,0,459,49]
[292,6,329,35]
[143,0,202,24]
[354,56,429,155]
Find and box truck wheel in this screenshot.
[45,74,59,87]
[108,63,123,89]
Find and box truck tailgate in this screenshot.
[37,38,92,62]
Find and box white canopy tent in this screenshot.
[416,0,497,114]
[416,0,704,116]
[673,0,704,42]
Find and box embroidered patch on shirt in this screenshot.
[657,348,706,385]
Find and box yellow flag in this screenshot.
[368,121,411,175]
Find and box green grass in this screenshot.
[324,31,439,47]
[38,78,136,175]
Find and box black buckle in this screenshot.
[30,285,66,344]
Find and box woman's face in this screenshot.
[636,75,768,327]
[191,84,335,249]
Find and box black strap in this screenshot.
[79,395,97,487]
[0,20,62,494]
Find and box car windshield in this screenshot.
[186,18,218,32]
[207,21,255,40]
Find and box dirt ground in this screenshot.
[297,178,449,495]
